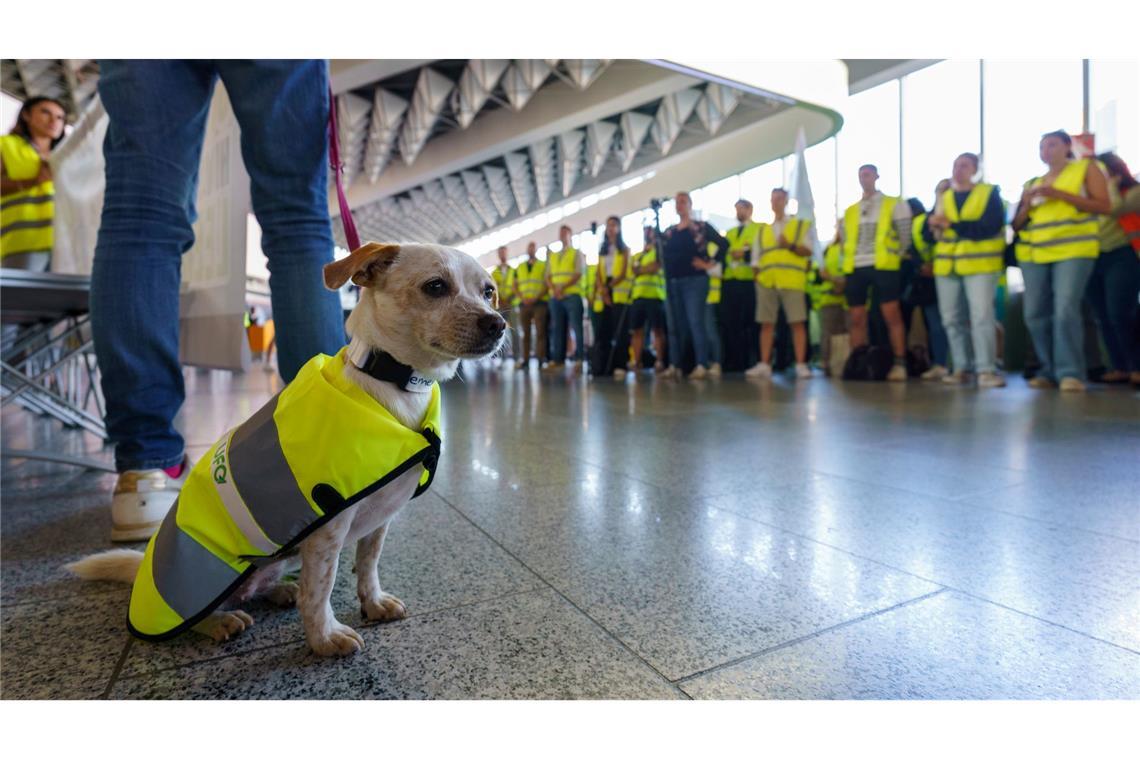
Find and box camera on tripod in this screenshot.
[648,197,668,211]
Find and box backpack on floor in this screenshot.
[842,345,893,381]
[906,345,931,377]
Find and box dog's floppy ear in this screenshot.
[323,243,401,290]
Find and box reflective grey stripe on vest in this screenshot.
[1025,216,1095,231]
[151,503,241,620]
[227,394,319,546]
[1029,235,1099,249]
[0,218,53,235]
[934,252,1005,260]
[757,263,808,272]
[0,193,54,211]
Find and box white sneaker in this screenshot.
[613,368,626,380]
[795,363,812,379]
[977,372,1006,388]
[921,365,949,381]
[689,365,708,380]
[745,362,773,379]
[708,362,723,377]
[941,371,970,385]
[1059,377,1086,392]
[886,364,908,382]
[1028,376,1057,389]
[110,458,189,543]
[662,365,681,379]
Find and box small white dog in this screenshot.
[67,242,506,657]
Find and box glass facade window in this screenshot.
[837,79,900,210]
[1090,59,1140,165]
[739,160,785,223]
[902,59,981,208]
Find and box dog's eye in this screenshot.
[422,278,450,298]
[483,284,495,300]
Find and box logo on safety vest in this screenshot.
[212,439,228,484]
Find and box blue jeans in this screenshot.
[935,272,1000,374]
[666,276,710,368]
[922,303,949,369]
[1021,258,1096,382]
[1086,245,1140,373]
[92,60,346,472]
[705,302,722,365]
[549,294,584,362]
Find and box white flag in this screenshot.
[787,126,822,262]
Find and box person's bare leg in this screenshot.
[652,327,667,365]
[792,321,808,364]
[848,305,869,348]
[760,323,776,364]
[881,300,906,358]
[630,328,645,368]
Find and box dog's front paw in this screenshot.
[193,610,254,642]
[361,592,407,623]
[266,581,300,608]
[307,621,365,657]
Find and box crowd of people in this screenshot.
[488,132,1140,390]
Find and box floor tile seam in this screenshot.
[436,492,690,699]
[689,505,1140,655]
[673,587,951,687]
[112,585,551,683]
[98,637,133,699]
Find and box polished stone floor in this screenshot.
[2,361,1138,699]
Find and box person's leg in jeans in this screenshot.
[923,301,949,369]
[1087,246,1140,374]
[935,275,970,373]
[567,295,585,363]
[92,60,218,474]
[548,297,567,362]
[665,279,685,370]
[1050,257,1097,382]
[963,272,1000,374]
[1020,261,1056,381]
[681,277,710,368]
[215,61,344,382]
[704,302,722,367]
[533,302,549,362]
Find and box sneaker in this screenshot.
[543,361,564,373]
[795,363,812,379]
[708,362,723,378]
[662,365,681,379]
[921,365,949,381]
[689,365,708,380]
[745,362,773,379]
[941,371,970,385]
[1028,376,1057,389]
[613,368,626,380]
[977,372,1006,388]
[111,457,189,543]
[886,364,908,382]
[653,361,666,374]
[1059,377,1086,392]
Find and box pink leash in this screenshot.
[327,86,361,252]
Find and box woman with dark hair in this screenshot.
[1087,152,1140,386]
[591,215,633,378]
[1013,130,1111,391]
[1,96,67,270]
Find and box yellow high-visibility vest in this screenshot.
[490,264,519,307]
[127,347,442,641]
[933,184,1006,276]
[912,213,932,263]
[548,246,583,296]
[515,259,548,302]
[631,247,665,301]
[706,242,721,304]
[841,195,902,273]
[756,217,813,291]
[816,242,847,308]
[1019,159,1100,264]
[723,221,760,281]
[1,135,54,258]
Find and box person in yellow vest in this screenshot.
[490,245,520,364]
[1,97,67,270]
[545,224,586,374]
[628,226,668,375]
[704,241,725,378]
[838,164,913,381]
[515,241,549,370]
[591,216,634,378]
[815,224,849,375]
[912,183,951,381]
[1012,130,1111,392]
[926,153,1008,388]
[746,188,815,380]
[720,199,761,372]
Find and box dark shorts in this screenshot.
[628,298,665,332]
[844,266,901,307]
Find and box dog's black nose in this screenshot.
[477,313,507,338]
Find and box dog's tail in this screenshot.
[64,549,144,585]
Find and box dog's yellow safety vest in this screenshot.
[127,347,442,641]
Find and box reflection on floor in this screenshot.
[2,361,1138,699]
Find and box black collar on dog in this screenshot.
[349,344,436,393]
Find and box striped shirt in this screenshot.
[842,192,913,269]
